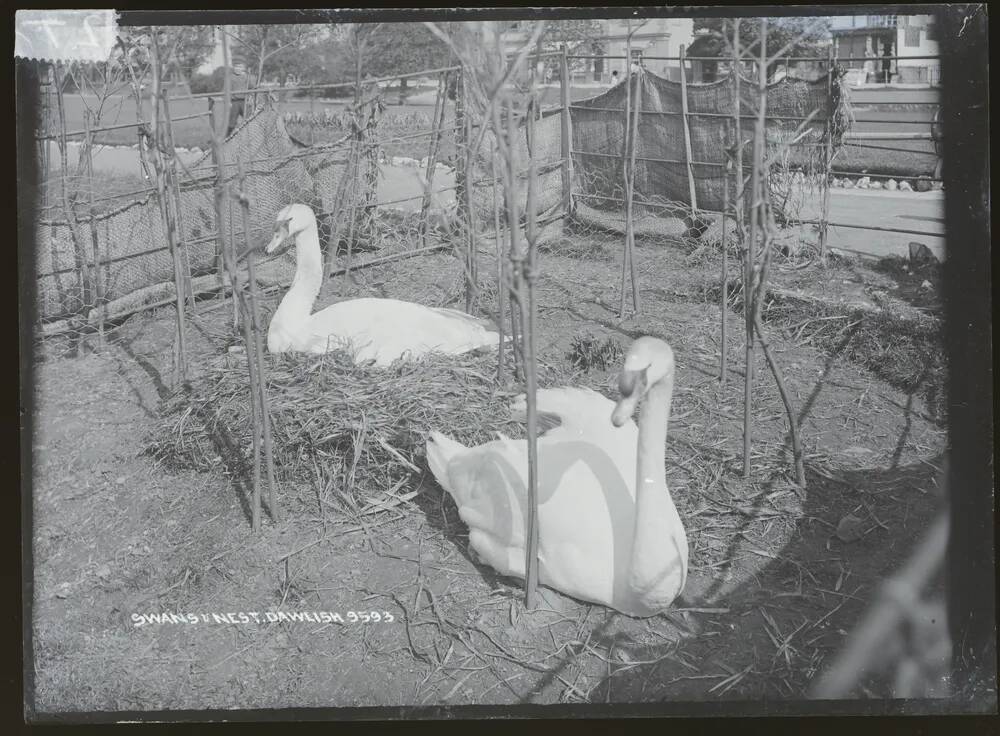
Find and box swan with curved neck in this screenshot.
[255,204,504,366]
[426,336,688,617]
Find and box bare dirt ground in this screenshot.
[29,234,949,714]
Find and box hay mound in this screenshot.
[148,349,543,511]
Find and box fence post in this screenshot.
[51,64,93,329]
[419,71,448,250]
[731,22,746,240]
[161,87,195,310]
[491,150,505,381]
[559,43,573,219]
[679,44,699,217]
[720,138,729,387]
[464,77,477,314]
[149,28,188,385]
[82,109,105,341]
[819,44,834,265]
[458,71,478,313]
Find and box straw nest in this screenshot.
[148,347,576,513]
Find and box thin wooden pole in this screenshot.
[494,99,524,381]
[754,201,806,487]
[619,25,633,319]
[461,72,477,313]
[420,71,449,249]
[743,19,768,479]
[212,27,262,530]
[720,152,729,387]
[343,110,362,277]
[236,151,280,524]
[492,150,506,381]
[149,29,188,385]
[625,67,642,315]
[819,44,835,266]
[52,64,91,338]
[505,99,525,383]
[160,87,195,311]
[82,109,104,342]
[679,44,699,217]
[731,21,746,240]
[559,43,573,218]
[619,24,641,318]
[523,85,541,613]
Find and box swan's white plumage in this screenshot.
[279,297,502,365]
[426,339,689,617]
[427,388,642,609]
[263,204,503,366]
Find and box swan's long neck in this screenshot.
[275,222,323,323]
[629,371,685,592]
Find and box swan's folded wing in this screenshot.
[443,443,528,549]
[429,306,499,333]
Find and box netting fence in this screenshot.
[33,50,853,334]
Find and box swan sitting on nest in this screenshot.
[426,336,688,617]
[244,203,504,367]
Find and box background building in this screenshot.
[501,18,695,84]
[830,14,940,85]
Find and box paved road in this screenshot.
[801,188,946,261]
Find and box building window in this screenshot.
[905,27,920,47]
[925,22,937,41]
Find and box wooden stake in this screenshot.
[212,27,264,530]
[559,43,574,218]
[720,150,729,387]
[491,151,506,381]
[82,109,105,342]
[523,85,541,613]
[160,88,195,311]
[626,65,642,315]
[236,151,280,524]
[819,44,835,266]
[731,21,746,240]
[52,64,91,341]
[461,72,478,313]
[742,19,768,479]
[419,71,449,249]
[149,30,188,385]
[619,28,641,318]
[754,204,806,487]
[679,44,699,217]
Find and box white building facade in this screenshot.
[830,14,940,85]
[502,18,695,84]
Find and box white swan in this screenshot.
[254,204,503,366]
[426,336,688,617]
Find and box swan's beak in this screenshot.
[264,218,295,256]
[235,219,293,262]
[612,368,646,426]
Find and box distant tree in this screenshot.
[227,25,325,87]
[118,26,215,83]
[160,26,215,77]
[351,23,453,104]
[693,16,830,77]
[539,19,604,75]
